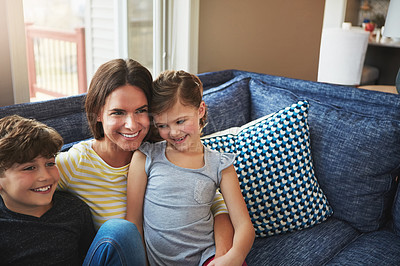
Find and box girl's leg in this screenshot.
[83,219,146,266]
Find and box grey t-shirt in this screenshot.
[139,141,235,266]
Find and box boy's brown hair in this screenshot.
[0,115,63,175]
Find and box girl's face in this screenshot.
[0,156,59,217]
[98,85,150,152]
[154,100,205,152]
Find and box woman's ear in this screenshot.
[96,110,103,122]
[198,101,206,118]
[96,105,107,122]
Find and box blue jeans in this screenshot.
[83,219,146,266]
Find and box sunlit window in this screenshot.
[23,0,86,102]
[22,0,155,102]
[128,0,153,74]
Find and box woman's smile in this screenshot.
[98,84,150,152]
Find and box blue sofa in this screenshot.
[1,69,399,265]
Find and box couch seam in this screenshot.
[322,229,363,266]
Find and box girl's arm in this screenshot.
[125,150,148,243]
[212,165,255,265]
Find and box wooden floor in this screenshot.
[358,85,398,94]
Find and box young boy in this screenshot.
[0,115,95,265]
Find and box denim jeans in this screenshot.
[83,219,146,266]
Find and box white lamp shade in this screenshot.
[383,0,400,38]
[318,28,370,86]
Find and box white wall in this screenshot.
[85,0,128,79]
[323,0,347,29]
[0,0,29,107]
[6,0,30,104]
[0,0,14,107]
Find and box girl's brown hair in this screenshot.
[152,70,207,129]
[0,115,63,175]
[85,58,153,139]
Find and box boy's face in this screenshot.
[0,156,59,217]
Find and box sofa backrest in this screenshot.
[0,94,91,150]
[232,70,400,120]
[202,76,252,136]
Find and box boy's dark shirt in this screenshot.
[0,190,95,265]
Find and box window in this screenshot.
[127,0,153,73]
[6,0,199,104]
[23,0,86,102]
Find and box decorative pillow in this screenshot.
[202,101,333,237]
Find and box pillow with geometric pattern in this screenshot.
[202,101,333,237]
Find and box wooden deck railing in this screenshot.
[25,23,87,98]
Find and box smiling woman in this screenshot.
[56,58,153,229]
[94,84,150,165]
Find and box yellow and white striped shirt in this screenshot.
[56,140,227,229]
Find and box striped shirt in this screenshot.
[56,140,227,229]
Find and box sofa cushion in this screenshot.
[249,78,400,232]
[202,76,251,136]
[325,230,400,265]
[202,101,333,237]
[246,217,359,266]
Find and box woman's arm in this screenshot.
[212,190,234,257]
[212,165,255,265]
[125,151,148,243]
[214,213,234,258]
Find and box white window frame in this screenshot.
[154,0,199,75]
[85,0,129,79]
[4,0,29,104]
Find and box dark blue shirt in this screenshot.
[0,190,95,265]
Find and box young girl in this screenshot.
[126,70,255,265]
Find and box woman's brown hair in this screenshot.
[85,59,153,139]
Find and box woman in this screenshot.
[56,59,234,264]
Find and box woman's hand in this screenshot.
[207,251,244,266]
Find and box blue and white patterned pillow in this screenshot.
[202,101,333,237]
